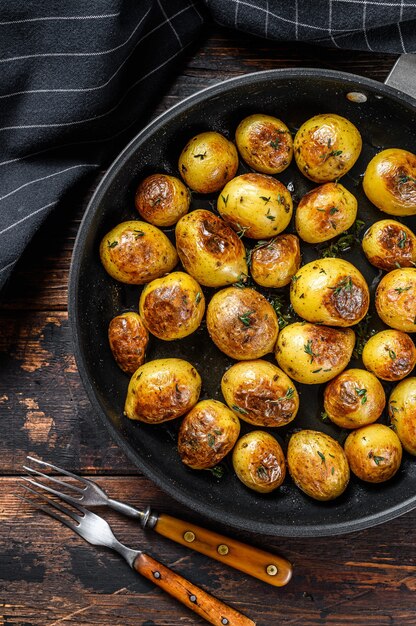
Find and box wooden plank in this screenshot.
[1,476,416,626]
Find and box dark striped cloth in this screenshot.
[1,0,416,290]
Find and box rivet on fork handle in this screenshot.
[134,552,256,626]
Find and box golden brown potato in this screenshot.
[363,148,416,216]
[275,322,355,384]
[134,174,190,227]
[178,399,240,469]
[217,173,292,239]
[221,360,299,427]
[362,219,416,271]
[99,221,178,284]
[388,377,416,455]
[175,210,248,287]
[362,329,416,382]
[235,114,293,174]
[250,234,301,288]
[108,312,149,374]
[323,368,386,429]
[207,287,279,360]
[138,272,205,341]
[178,131,238,193]
[290,258,369,327]
[232,431,286,493]
[294,113,362,183]
[124,358,201,423]
[287,430,350,501]
[375,268,416,332]
[344,424,402,483]
[295,182,357,244]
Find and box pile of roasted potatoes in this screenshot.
[100,112,416,501]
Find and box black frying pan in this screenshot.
[69,68,416,537]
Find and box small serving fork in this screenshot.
[22,456,292,587]
[20,483,255,626]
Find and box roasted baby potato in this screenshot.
[363,148,416,216]
[344,424,402,483]
[217,173,292,239]
[375,268,416,332]
[290,258,369,327]
[139,272,205,341]
[388,377,416,455]
[134,174,190,227]
[275,322,355,384]
[108,312,149,374]
[287,430,350,501]
[295,182,357,244]
[362,219,416,271]
[100,221,178,284]
[250,234,301,288]
[175,210,248,287]
[207,287,279,360]
[362,329,416,382]
[124,358,201,423]
[221,360,299,427]
[232,431,286,493]
[294,113,362,183]
[323,368,386,429]
[235,114,293,174]
[178,131,238,193]
[178,399,240,469]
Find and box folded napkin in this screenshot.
[1,0,415,290]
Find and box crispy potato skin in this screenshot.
[324,368,386,429]
[363,148,416,216]
[134,174,190,227]
[124,358,201,424]
[178,131,238,193]
[375,268,416,332]
[178,399,240,469]
[250,234,301,288]
[287,430,350,501]
[232,431,286,493]
[362,219,416,271]
[108,312,149,374]
[294,113,362,183]
[221,360,299,427]
[235,114,293,174]
[344,424,402,483]
[290,258,369,327]
[99,221,178,284]
[362,329,416,381]
[175,210,248,287]
[217,173,293,239]
[139,271,205,341]
[275,322,355,384]
[207,287,279,360]
[295,182,357,244]
[389,377,416,455]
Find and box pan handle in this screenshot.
[384,54,416,100]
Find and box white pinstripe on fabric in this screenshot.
[0,201,57,237]
[333,0,416,5]
[329,0,340,47]
[156,0,183,47]
[0,13,120,26]
[295,0,299,39]
[398,0,407,52]
[0,259,17,275]
[362,1,373,50]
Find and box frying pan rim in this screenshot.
[69,67,416,537]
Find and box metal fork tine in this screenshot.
[20,483,84,524]
[23,464,84,494]
[26,456,92,487]
[21,475,82,504]
[16,492,78,531]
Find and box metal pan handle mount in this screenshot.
[384,53,416,100]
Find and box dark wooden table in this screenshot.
[1,26,415,626]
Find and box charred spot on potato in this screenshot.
[324,275,369,321]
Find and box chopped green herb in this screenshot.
[312,368,322,373]
[214,429,222,435]
[260,196,271,204]
[329,276,353,295]
[319,268,327,274]
[397,230,407,249]
[270,138,280,149]
[317,451,326,464]
[151,197,161,206]
[304,339,318,364]
[329,207,339,215]
[233,273,249,289]
[330,150,343,157]
[221,194,229,206]
[399,175,416,184]
[277,194,284,204]
[194,152,207,160]
[195,292,202,304]
[238,310,254,327]
[231,404,249,415]
[368,452,385,465]
[270,295,298,330]
[207,433,215,448]
[133,229,145,239]
[331,467,335,475]
[395,286,411,294]
[395,261,402,269]
[236,223,250,238]
[208,465,225,478]
[291,274,300,282]
[355,387,368,405]
[175,383,180,393]
[352,313,376,359]
[321,411,329,422]
[316,208,326,212]
[271,387,295,403]
[266,208,275,221]
[257,465,268,480]
[388,348,397,360]
[319,219,365,258]
[389,402,399,415]
[107,240,118,248]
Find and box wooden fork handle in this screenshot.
[153,513,292,587]
[133,552,256,626]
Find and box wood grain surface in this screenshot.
[1,26,415,626]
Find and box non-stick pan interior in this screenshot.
[70,70,416,536]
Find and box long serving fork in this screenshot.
[23,456,292,587]
[19,484,255,626]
